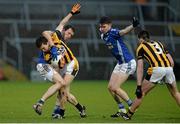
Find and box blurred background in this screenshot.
[0,0,180,81]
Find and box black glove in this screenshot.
[135,85,142,98]
[71,3,81,15]
[132,17,139,27]
[50,46,58,61]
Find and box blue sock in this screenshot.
[127,99,133,106]
[53,105,65,116]
[118,103,125,109]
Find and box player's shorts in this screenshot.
[59,59,79,77]
[36,63,55,82]
[145,67,176,84]
[36,59,79,82]
[113,59,136,75]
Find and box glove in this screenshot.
[71,3,81,15]
[135,85,142,98]
[132,17,139,27]
[50,46,58,61]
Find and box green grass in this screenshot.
[0,80,180,123]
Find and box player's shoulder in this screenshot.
[110,28,120,33]
[137,42,145,49]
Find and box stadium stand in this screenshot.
[0,0,180,80]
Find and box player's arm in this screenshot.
[56,3,81,32]
[135,59,144,98]
[166,53,174,67]
[137,59,144,86]
[42,31,54,46]
[119,25,134,36]
[119,17,139,36]
[135,44,144,98]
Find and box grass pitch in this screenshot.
[0,80,180,123]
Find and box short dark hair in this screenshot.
[64,25,75,33]
[99,16,112,24]
[35,36,48,48]
[138,30,150,40]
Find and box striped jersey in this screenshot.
[136,40,171,67]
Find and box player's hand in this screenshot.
[71,3,81,15]
[135,85,142,98]
[132,17,139,27]
[50,46,58,61]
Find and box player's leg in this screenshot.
[52,74,86,118]
[109,60,136,117]
[165,67,180,106]
[121,79,156,120]
[108,72,130,116]
[33,64,65,115]
[121,67,165,120]
[64,74,86,117]
[166,82,180,107]
[52,89,67,119]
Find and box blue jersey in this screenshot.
[101,28,134,64]
[37,51,47,64]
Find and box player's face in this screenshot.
[99,23,111,34]
[40,43,50,52]
[63,28,74,41]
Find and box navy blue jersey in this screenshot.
[37,51,48,64]
[101,28,134,64]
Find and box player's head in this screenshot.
[62,25,75,41]
[36,36,50,52]
[99,16,112,34]
[138,30,150,42]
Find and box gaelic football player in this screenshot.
[99,16,139,117]
[121,30,180,120]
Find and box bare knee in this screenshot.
[108,85,118,93]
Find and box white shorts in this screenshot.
[59,59,79,77]
[36,63,54,82]
[113,59,136,75]
[36,60,79,82]
[145,67,176,84]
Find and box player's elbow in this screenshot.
[42,31,49,36]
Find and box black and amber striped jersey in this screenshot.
[136,40,171,67]
[43,30,78,69]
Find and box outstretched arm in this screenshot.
[42,3,81,46]
[56,3,81,32]
[119,25,134,36]
[42,31,54,46]
[119,17,139,36]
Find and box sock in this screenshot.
[118,103,126,113]
[53,106,65,116]
[38,99,44,105]
[118,103,125,109]
[75,103,83,112]
[126,99,133,107]
[59,109,65,116]
[127,109,134,118]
